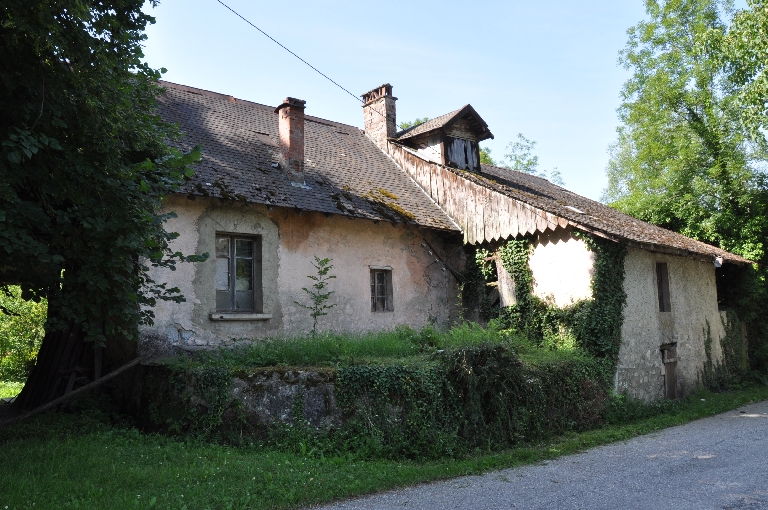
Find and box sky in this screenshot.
[139,0,742,201]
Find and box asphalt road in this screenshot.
[310,399,768,510]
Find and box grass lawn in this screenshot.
[0,381,23,399]
[1,385,766,510]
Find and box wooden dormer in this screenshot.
[394,104,493,172]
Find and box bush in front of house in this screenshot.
[147,325,614,460]
[334,343,611,459]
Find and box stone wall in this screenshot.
[133,363,340,433]
[616,247,725,401]
[140,194,463,350]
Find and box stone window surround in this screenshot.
[215,233,264,315]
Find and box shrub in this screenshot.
[0,286,46,382]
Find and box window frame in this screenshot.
[215,234,263,313]
[656,262,671,313]
[370,266,394,312]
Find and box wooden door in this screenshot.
[662,345,677,399]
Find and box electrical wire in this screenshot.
[215,0,362,105]
[214,0,560,236]
[213,1,496,180]
[214,0,447,156]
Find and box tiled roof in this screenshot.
[474,164,751,264]
[395,104,493,142]
[396,108,464,140]
[156,81,459,232]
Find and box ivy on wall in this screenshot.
[701,311,749,390]
[492,232,628,362]
[148,344,613,459]
[574,234,628,361]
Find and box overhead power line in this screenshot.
[214,0,362,105]
[214,0,444,157]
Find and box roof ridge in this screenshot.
[394,106,464,138]
[158,80,361,132]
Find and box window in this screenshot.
[445,137,480,172]
[216,235,262,312]
[656,262,671,312]
[370,267,393,312]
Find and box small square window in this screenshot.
[370,267,393,312]
[656,262,671,312]
[216,234,263,312]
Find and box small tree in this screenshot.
[295,257,336,337]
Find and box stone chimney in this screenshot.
[362,84,397,149]
[275,97,306,184]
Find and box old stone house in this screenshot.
[144,81,750,401]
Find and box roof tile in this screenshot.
[157,81,459,232]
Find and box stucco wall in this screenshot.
[616,247,725,401]
[141,195,462,349]
[528,228,594,307]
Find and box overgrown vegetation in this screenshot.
[1,385,766,510]
[0,286,46,382]
[483,235,627,362]
[141,325,616,459]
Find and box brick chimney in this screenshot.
[362,84,397,149]
[275,97,306,184]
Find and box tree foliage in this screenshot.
[479,146,495,165]
[0,287,46,382]
[503,133,564,185]
[398,117,429,131]
[605,1,768,370]
[0,1,204,347]
[723,0,768,142]
[605,0,768,262]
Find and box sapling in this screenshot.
[295,257,336,337]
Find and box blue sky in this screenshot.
[140,1,742,201]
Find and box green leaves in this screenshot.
[295,257,337,337]
[605,0,768,367]
[0,1,204,345]
[723,0,768,143]
[501,134,564,185]
[606,0,768,266]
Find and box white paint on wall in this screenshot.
[414,134,443,165]
[528,229,594,307]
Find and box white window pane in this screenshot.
[215,237,229,257]
[216,257,230,291]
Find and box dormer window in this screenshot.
[446,137,480,172]
[395,104,493,173]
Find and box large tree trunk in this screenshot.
[14,320,90,411]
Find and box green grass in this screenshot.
[195,323,580,369]
[1,385,766,510]
[0,381,23,399]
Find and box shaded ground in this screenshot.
[311,399,768,510]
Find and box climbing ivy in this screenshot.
[495,233,628,362]
[573,234,628,361]
[701,311,749,391]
